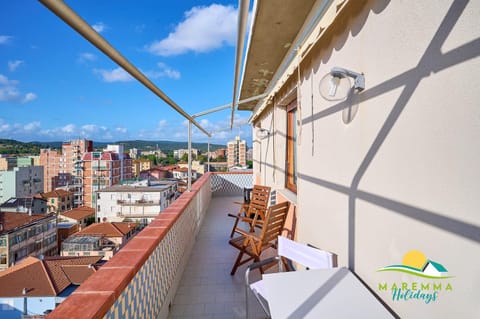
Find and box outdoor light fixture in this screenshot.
[256,128,271,139]
[320,67,365,101]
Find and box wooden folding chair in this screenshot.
[227,185,271,238]
[229,201,290,275]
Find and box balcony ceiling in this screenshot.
[238,0,316,111]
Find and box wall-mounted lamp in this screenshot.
[320,67,365,101]
[256,128,271,139]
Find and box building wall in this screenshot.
[0,166,44,204]
[14,166,44,198]
[40,149,62,192]
[96,188,174,223]
[132,159,152,177]
[227,137,247,168]
[57,223,79,254]
[0,215,57,270]
[253,1,480,317]
[0,157,17,171]
[83,153,132,208]
[178,161,206,175]
[0,170,15,204]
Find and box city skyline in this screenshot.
[0,1,252,144]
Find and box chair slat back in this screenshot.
[259,202,290,246]
[244,185,271,223]
[278,236,334,269]
[249,185,271,209]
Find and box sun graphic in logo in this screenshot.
[402,250,427,270]
[377,250,453,279]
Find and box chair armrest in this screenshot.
[248,256,279,271]
[245,256,279,286]
[235,228,258,239]
[227,213,241,219]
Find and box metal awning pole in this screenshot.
[230,0,250,128]
[207,136,210,173]
[39,0,210,137]
[187,121,192,192]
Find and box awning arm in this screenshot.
[195,93,266,118]
[230,0,251,128]
[39,0,210,137]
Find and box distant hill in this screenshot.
[0,139,226,155]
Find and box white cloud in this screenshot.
[24,121,40,131]
[8,60,24,72]
[0,74,36,103]
[115,127,127,134]
[22,92,37,103]
[0,35,12,45]
[78,53,96,63]
[0,74,17,86]
[0,82,20,101]
[94,67,133,82]
[0,119,11,133]
[146,4,237,56]
[92,22,107,33]
[61,124,77,134]
[145,62,181,80]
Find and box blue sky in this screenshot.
[0,1,252,145]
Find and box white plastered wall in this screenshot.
[254,0,480,317]
[253,105,288,191]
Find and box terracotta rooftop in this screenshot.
[0,256,101,297]
[174,167,194,172]
[60,207,95,221]
[76,222,139,238]
[39,189,73,198]
[0,212,53,234]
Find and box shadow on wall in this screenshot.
[299,0,480,270]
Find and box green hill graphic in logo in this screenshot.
[377,250,453,279]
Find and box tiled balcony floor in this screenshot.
[169,196,276,319]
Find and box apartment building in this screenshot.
[0,212,57,271]
[0,166,44,204]
[59,206,95,230]
[178,160,206,175]
[16,156,39,167]
[39,139,93,199]
[61,222,139,260]
[82,151,132,208]
[173,148,199,159]
[96,180,177,224]
[36,189,74,213]
[215,148,226,159]
[172,167,198,182]
[227,136,246,168]
[132,158,152,177]
[129,147,140,159]
[0,156,17,171]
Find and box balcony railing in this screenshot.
[116,199,159,206]
[47,172,251,319]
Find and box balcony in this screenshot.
[47,172,265,319]
[116,199,159,206]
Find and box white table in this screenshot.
[262,267,396,319]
